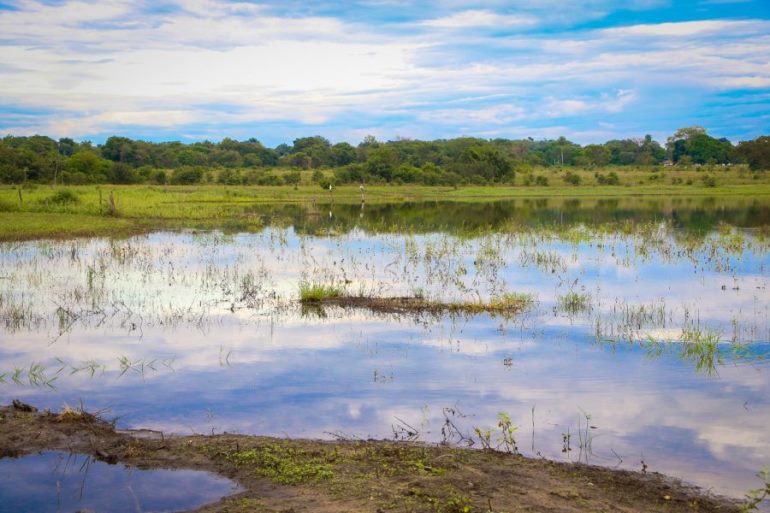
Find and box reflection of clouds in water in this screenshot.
[1,226,769,500]
[0,452,238,513]
[6,318,769,497]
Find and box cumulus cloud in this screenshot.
[0,0,768,142]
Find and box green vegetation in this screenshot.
[0,184,768,241]
[1,126,767,187]
[557,291,592,315]
[227,441,335,485]
[298,290,535,316]
[742,466,770,512]
[298,282,344,302]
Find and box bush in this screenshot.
[218,168,242,185]
[256,172,283,186]
[153,169,168,185]
[170,167,203,185]
[47,189,80,205]
[596,171,619,185]
[702,175,717,187]
[284,171,301,188]
[109,163,141,184]
[564,171,581,185]
[535,175,549,186]
[62,171,91,185]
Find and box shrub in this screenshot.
[564,171,581,185]
[153,169,168,185]
[170,167,203,185]
[48,189,80,205]
[596,171,619,185]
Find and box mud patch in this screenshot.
[0,403,745,513]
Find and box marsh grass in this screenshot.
[557,291,592,315]
[298,282,344,302]
[299,291,535,316]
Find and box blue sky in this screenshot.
[0,0,768,146]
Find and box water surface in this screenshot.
[1,196,769,499]
[0,452,239,513]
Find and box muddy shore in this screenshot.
[0,402,746,513]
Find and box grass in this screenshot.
[298,282,344,302]
[299,290,535,316]
[0,182,769,240]
[228,441,335,485]
[557,292,592,315]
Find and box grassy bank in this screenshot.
[1,183,769,241]
[0,403,753,513]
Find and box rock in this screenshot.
[11,400,37,412]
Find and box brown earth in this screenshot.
[300,296,529,317]
[0,402,744,513]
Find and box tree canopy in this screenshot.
[0,127,765,186]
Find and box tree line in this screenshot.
[0,126,767,186]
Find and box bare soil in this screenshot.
[0,402,742,513]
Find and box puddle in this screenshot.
[0,452,240,513]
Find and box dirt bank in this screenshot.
[0,403,743,513]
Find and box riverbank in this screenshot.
[0,403,745,513]
[1,183,769,241]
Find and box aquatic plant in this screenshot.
[298,281,343,302]
[557,291,591,315]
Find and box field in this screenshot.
[1,178,769,240]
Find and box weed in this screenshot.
[742,466,770,512]
[46,189,80,206]
[557,291,591,315]
[228,442,334,485]
[298,282,343,302]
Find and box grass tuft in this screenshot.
[298,282,343,302]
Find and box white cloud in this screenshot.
[417,104,525,125]
[602,19,769,38]
[421,9,537,29]
[0,1,768,139]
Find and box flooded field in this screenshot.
[1,196,769,501]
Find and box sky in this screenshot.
[0,0,768,146]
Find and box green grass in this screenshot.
[557,292,592,315]
[0,181,769,240]
[298,282,344,302]
[228,442,335,485]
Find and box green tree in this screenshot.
[735,136,770,170]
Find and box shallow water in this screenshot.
[1,196,769,499]
[0,451,239,513]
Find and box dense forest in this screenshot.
[0,126,767,186]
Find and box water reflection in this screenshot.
[0,451,239,513]
[0,196,768,500]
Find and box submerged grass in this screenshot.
[557,292,592,315]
